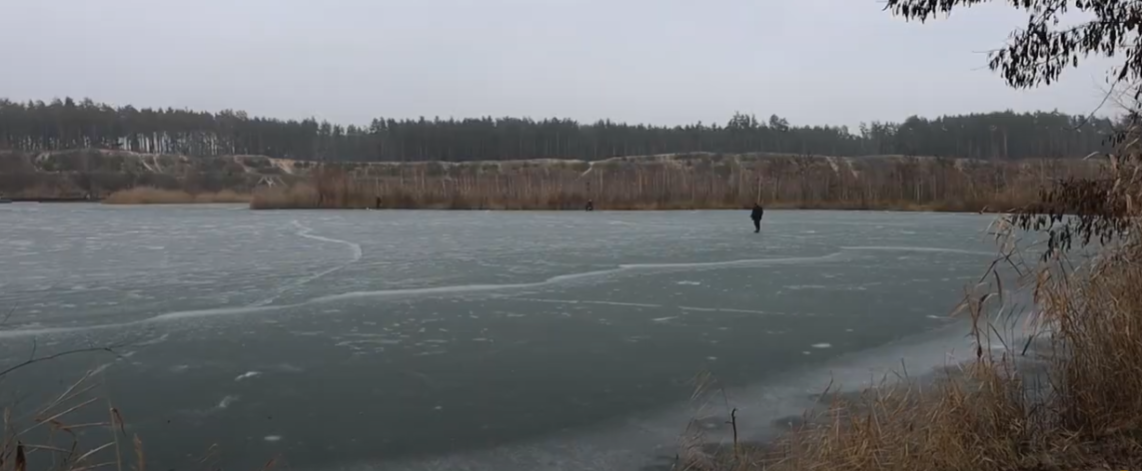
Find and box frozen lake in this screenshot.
[0,204,1002,470]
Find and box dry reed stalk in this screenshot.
[0,364,218,471]
[2,373,119,471]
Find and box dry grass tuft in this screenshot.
[1,373,145,471]
[102,187,250,205]
[0,366,233,471]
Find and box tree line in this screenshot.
[0,97,1119,162]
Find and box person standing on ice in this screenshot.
[750,176,766,233]
[750,202,764,233]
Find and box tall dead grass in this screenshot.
[1,372,148,471]
[102,187,251,205]
[249,154,1097,211]
[0,369,247,471]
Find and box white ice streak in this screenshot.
[314,252,846,303]
[679,306,801,316]
[516,298,662,309]
[250,220,363,307]
[0,245,987,338]
[136,333,170,346]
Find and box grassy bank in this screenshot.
[0,149,1102,211]
[0,149,280,200]
[102,187,251,205]
[248,154,1097,211]
[250,183,1030,212]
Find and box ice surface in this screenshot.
[0,205,1018,471]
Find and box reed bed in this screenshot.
[102,187,251,205]
[249,154,1097,211]
[0,371,146,471]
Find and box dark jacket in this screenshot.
[750,204,764,221]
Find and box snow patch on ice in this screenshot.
[217,395,239,409]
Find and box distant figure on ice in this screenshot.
[585,199,594,211]
[750,202,764,233]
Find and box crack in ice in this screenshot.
[250,220,364,307]
[0,245,990,338]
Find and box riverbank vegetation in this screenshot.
[0,149,272,200]
[249,153,1100,211]
[0,371,211,471]
[102,187,250,205]
[1,149,1103,211]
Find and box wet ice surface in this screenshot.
[0,204,1000,471]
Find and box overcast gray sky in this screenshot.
[0,0,1120,129]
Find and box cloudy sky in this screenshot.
[0,0,1120,129]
